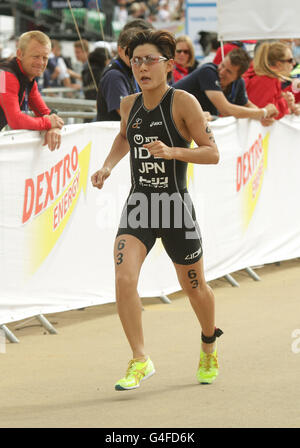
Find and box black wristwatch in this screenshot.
[49,108,58,115]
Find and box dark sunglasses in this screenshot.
[176,49,190,55]
[280,58,294,64]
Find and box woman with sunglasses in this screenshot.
[91,29,222,391]
[173,35,196,83]
[244,41,300,119]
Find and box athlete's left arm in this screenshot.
[145,90,219,165]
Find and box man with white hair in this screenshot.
[0,31,64,151]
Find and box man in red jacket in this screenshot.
[0,31,64,151]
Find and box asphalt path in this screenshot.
[1,260,299,428]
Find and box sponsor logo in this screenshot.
[132,118,142,129]
[150,121,162,127]
[185,248,202,261]
[236,132,270,229]
[22,143,91,276]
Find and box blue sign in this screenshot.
[33,0,100,9]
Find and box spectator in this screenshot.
[101,0,117,38]
[147,0,160,21]
[173,48,278,123]
[69,39,90,83]
[293,38,300,64]
[244,41,300,119]
[82,47,111,100]
[172,35,196,83]
[201,37,220,65]
[115,0,129,26]
[96,28,139,121]
[45,40,75,89]
[157,0,171,22]
[289,63,300,103]
[213,41,245,65]
[0,31,64,151]
[128,2,148,20]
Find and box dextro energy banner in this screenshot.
[1,118,300,325]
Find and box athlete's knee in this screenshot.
[115,271,138,299]
[188,282,214,302]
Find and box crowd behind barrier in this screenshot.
[1,115,300,328]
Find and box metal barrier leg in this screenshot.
[0,324,19,343]
[224,274,240,287]
[159,295,172,304]
[245,267,261,281]
[36,315,58,334]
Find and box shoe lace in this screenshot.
[125,359,148,381]
[199,352,218,371]
[125,360,136,377]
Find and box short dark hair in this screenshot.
[228,48,251,77]
[117,28,139,49]
[126,29,176,61]
[123,19,154,31]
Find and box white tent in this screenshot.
[217,0,300,41]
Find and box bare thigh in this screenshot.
[114,234,148,295]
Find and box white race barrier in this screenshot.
[1,116,300,326]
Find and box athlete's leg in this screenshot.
[173,257,216,354]
[114,234,148,360]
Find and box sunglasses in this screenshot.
[176,49,190,55]
[130,55,168,67]
[280,58,294,64]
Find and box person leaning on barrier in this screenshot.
[0,31,64,151]
[244,41,300,118]
[173,48,278,125]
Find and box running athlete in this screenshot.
[91,29,223,390]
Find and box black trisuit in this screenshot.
[116,87,203,265]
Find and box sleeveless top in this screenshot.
[126,87,190,193]
[0,57,35,130]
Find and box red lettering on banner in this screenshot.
[236,157,242,192]
[22,178,35,223]
[44,167,54,208]
[236,134,263,192]
[21,146,80,224]
[63,154,70,188]
[53,172,80,230]
[71,146,78,171]
[35,173,44,215]
[54,160,63,195]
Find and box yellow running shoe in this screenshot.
[115,357,155,391]
[197,349,219,384]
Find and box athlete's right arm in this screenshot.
[91,95,135,190]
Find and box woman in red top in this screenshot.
[244,41,300,119]
[172,35,196,83]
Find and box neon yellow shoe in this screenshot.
[197,348,219,384]
[115,357,155,391]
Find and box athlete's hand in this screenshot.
[144,140,173,160]
[91,166,111,189]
